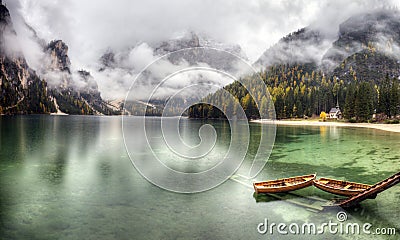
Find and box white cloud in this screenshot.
[7,0,400,63]
[4,0,400,100]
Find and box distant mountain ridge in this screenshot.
[100,31,247,71]
[99,31,248,114]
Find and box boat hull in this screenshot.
[253,174,316,194]
[313,178,371,196]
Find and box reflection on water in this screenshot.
[0,116,399,239]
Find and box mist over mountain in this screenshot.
[0,3,117,115]
[97,31,248,111]
[99,31,247,72]
[43,39,118,115]
[256,8,400,75]
[1,1,400,116]
[255,28,332,69]
[190,8,400,121]
[0,4,55,114]
[322,8,400,72]
[153,31,247,65]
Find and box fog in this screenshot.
[4,0,399,99]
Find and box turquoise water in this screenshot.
[0,116,399,239]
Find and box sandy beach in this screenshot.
[252,119,400,133]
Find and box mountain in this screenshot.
[0,4,55,114]
[331,49,400,85]
[326,9,400,84]
[44,40,119,115]
[47,40,71,73]
[153,32,247,70]
[256,9,400,76]
[100,31,247,71]
[190,9,400,121]
[0,3,118,115]
[99,31,248,115]
[2,3,399,117]
[255,27,328,68]
[322,9,400,72]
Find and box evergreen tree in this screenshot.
[187,64,398,122]
[378,75,391,117]
[390,77,399,117]
[354,82,374,121]
[344,84,356,120]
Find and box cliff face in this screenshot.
[44,40,118,115]
[0,4,28,88]
[256,9,400,79]
[46,40,71,73]
[322,9,400,72]
[0,4,55,114]
[43,40,73,89]
[0,4,118,115]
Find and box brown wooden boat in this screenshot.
[253,174,316,194]
[313,178,372,196]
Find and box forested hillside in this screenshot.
[189,9,400,122]
[189,52,400,122]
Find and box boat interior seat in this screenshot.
[344,184,353,189]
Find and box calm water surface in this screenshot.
[0,116,399,239]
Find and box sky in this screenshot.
[4,0,399,99]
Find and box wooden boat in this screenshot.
[253,174,316,194]
[313,178,372,196]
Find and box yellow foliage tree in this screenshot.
[320,111,327,121]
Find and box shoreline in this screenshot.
[252,119,400,133]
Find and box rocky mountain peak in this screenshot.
[151,31,248,71]
[339,9,400,38]
[322,9,400,72]
[99,50,115,70]
[0,3,55,114]
[0,4,11,25]
[154,31,201,54]
[99,31,247,73]
[256,8,400,73]
[77,70,99,93]
[0,3,31,87]
[0,3,20,57]
[46,40,71,73]
[153,31,246,58]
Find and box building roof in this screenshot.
[329,108,340,113]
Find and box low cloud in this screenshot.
[4,0,400,100]
[92,44,237,100]
[255,35,333,69]
[376,35,400,60]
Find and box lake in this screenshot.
[0,115,399,239]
